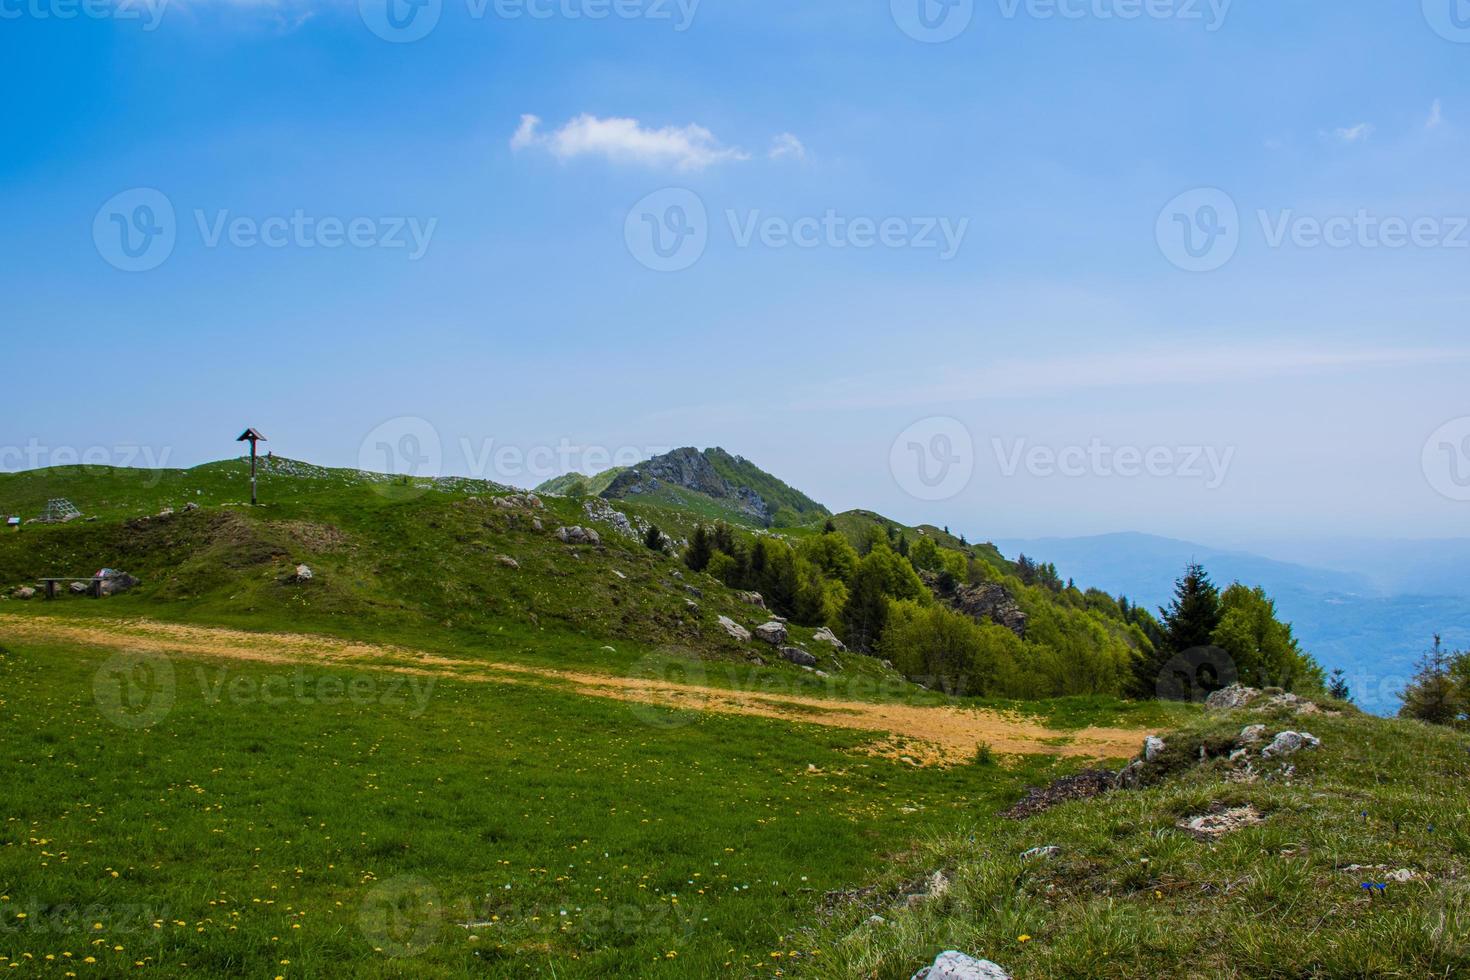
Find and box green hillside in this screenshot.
[0,454,1460,978]
[536,447,829,529]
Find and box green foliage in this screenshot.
[1327,668,1352,702]
[1160,562,1222,652]
[700,447,829,526]
[907,535,940,571]
[685,524,713,572]
[840,553,891,653]
[796,531,859,583]
[1211,582,1324,692]
[1399,634,1468,728]
[643,523,664,551]
[882,600,1022,696]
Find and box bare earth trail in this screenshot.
[0,613,1149,765]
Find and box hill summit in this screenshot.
[536,446,829,528]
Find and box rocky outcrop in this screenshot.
[1261,730,1320,759]
[12,586,35,600]
[812,627,846,651]
[949,581,1027,638]
[912,951,1011,980]
[1206,684,1261,710]
[600,447,774,525]
[717,616,751,642]
[97,570,139,596]
[780,646,817,667]
[753,621,788,645]
[555,526,601,546]
[495,554,520,570]
[1178,805,1265,839]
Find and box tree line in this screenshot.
[682,522,1324,702]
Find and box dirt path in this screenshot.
[0,613,1151,765]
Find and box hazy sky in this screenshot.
[4,0,1470,544]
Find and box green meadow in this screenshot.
[0,637,1080,978]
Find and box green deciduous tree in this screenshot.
[1211,583,1323,692]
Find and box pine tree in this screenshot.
[823,519,837,534]
[684,525,712,572]
[644,524,664,551]
[1327,668,1352,702]
[1159,562,1221,653]
[1133,562,1222,699]
[1399,635,1464,727]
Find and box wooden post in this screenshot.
[236,429,267,507]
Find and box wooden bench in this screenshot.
[39,577,102,600]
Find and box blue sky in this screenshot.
[4,0,1470,545]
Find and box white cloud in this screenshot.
[510,113,748,171]
[768,132,807,162]
[1333,122,1374,143]
[1427,99,1444,130]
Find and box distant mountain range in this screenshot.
[993,532,1470,716]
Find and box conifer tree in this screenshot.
[684,525,712,572]
[1159,562,1221,654]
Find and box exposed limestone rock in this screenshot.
[717,616,751,642]
[912,951,1012,980]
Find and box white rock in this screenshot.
[912,951,1012,980]
[717,616,751,642]
[1021,845,1059,860]
[1143,736,1166,761]
[1262,731,1320,759]
[1239,724,1267,744]
[813,626,847,651]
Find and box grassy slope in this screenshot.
[0,460,834,674]
[801,703,1470,978]
[0,636,1087,979]
[700,449,830,526]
